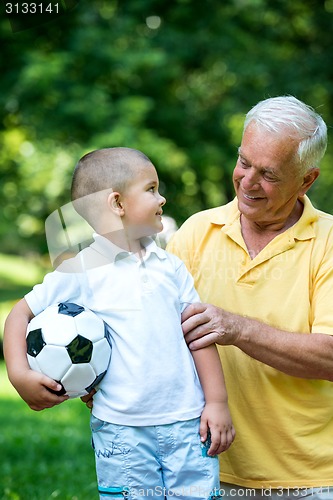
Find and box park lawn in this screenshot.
[0,253,49,302]
[0,363,98,500]
[0,252,51,347]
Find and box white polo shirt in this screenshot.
[25,235,205,426]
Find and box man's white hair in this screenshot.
[244,96,327,174]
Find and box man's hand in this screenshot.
[181,303,240,350]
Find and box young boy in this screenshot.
[4,147,235,499]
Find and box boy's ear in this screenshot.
[107,192,124,215]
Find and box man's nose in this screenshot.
[241,168,260,190]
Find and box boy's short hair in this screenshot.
[71,147,152,228]
[71,147,152,200]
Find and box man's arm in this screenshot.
[4,298,68,410]
[191,343,235,455]
[182,303,333,381]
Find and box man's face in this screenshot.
[233,122,307,226]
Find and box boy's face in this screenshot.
[120,163,166,239]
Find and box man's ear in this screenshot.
[107,192,125,216]
[299,168,320,196]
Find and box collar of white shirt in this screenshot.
[92,234,167,263]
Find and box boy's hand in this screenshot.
[13,368,68,411]
[200,402,236,456]
[81,388,96,409]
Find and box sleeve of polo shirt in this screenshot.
[167,217,197,274]
[173,257,201,313]
[310,243,333,335]
[25,269,82,317]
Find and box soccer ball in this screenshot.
[26,302,111,398]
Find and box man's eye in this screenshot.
[239,157,249,168]
[263,173,277,182]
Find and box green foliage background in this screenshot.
[1,2,333,497]
[1,0,333,257]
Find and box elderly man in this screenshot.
[167,96,333,499]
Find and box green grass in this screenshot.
[0,363,98,500]
[0,254,99,498]
[0,252,51,358]
[0,252,51,345]
[0,253,49,301]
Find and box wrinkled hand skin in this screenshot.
[182,303,240,350]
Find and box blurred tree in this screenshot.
[0,0,333,256]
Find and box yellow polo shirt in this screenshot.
[167,195,333,488]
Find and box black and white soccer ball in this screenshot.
[26,302,111,399]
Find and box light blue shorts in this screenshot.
[90,415,221,499]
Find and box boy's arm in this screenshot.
[4,298,68,411]
[192,344,235,455]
